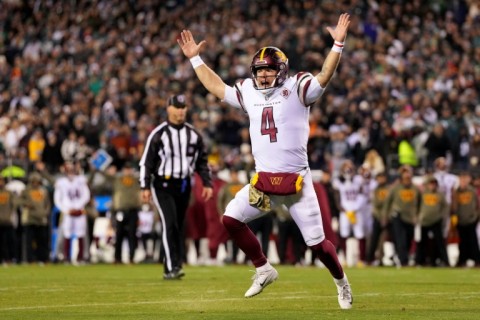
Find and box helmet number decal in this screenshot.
[261,107,278,143]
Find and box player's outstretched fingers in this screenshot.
[181,30,188,44]
[186,30,193,42]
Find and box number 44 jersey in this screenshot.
[224,73,324,173]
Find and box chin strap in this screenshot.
[254,80,280,96]
[254,73,279,91]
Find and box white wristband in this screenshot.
[190,55,205,69]
[332,41,344,53]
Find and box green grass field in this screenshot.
[1,264,479,320]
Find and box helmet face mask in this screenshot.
[250,47,289,91]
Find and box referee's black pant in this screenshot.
[151,178,191,274]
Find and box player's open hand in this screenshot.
[326,13,351,42]
[178,30,206,59]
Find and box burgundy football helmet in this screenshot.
[250,46,289,90]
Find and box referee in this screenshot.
[139,94,212,280]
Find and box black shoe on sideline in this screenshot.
[163,268,185,280]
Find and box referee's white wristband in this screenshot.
[190,55,205,69]
[332,40,344,53]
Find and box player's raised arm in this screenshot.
[316,13,351,88]
[177,30,226,100]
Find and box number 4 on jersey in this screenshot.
[261,107,278,142]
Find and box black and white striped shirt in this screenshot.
[139,121,211,189]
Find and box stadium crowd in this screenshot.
[0,0,479,267]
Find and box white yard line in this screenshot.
[2,291,480,311]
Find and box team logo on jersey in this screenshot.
[399,190,415,202]
[270,176,283,186]
[281,89,290,99]
[377,189,388,200]
[29,190,45,202]
[122,176,135,186]
[458,192,472,204]
[423,194,439,206]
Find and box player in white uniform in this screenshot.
[433,157,459,205]
[54,161,91,263]
[433,157,459,236]
[333,161,367,264]
[358,165,378,241]
[178,13,352,309]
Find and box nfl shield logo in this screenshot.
[281,89,290,99]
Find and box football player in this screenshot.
[178,13,353,309]
[54,161,90,264]
[433,157,459,237]
[333,160,367,266]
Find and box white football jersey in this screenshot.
[54,175,91,213]
[224,73,324,173]
[433,171,459,204]
[360,176,378,204]
[333,175,366,211]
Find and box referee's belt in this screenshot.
[156,176,186,182]
[155,177,189,192]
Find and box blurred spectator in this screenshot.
[275,204,304,265]
[468,133,480,175]
[415,176,449,267]
[75,135,93,171]
[18,172,51,264]
[41,131,63,174]
[0,176,16,264]
[27,129,45,164]
[4,117,26,156]
[425,124,452,168]
[358,165,377,245]
[362,149,385,177]
[314,175,339,254]
[185,173,208,264]
[366,172,390,265]
[204,164,228,266]
[397,132,419,168]
[326,129,351,177]
[215,108,243,147]
[452,171,480,267]
[217,167,244,264]
[61,131,79,163]
[318,169,340,239]
[455,126,470,170]
[383,166,421,266]
[109,163,141,264]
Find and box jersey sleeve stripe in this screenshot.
[302,79,312,106]
[296,72,306,80]
[234,82,247,112]
[297,73,312,106]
